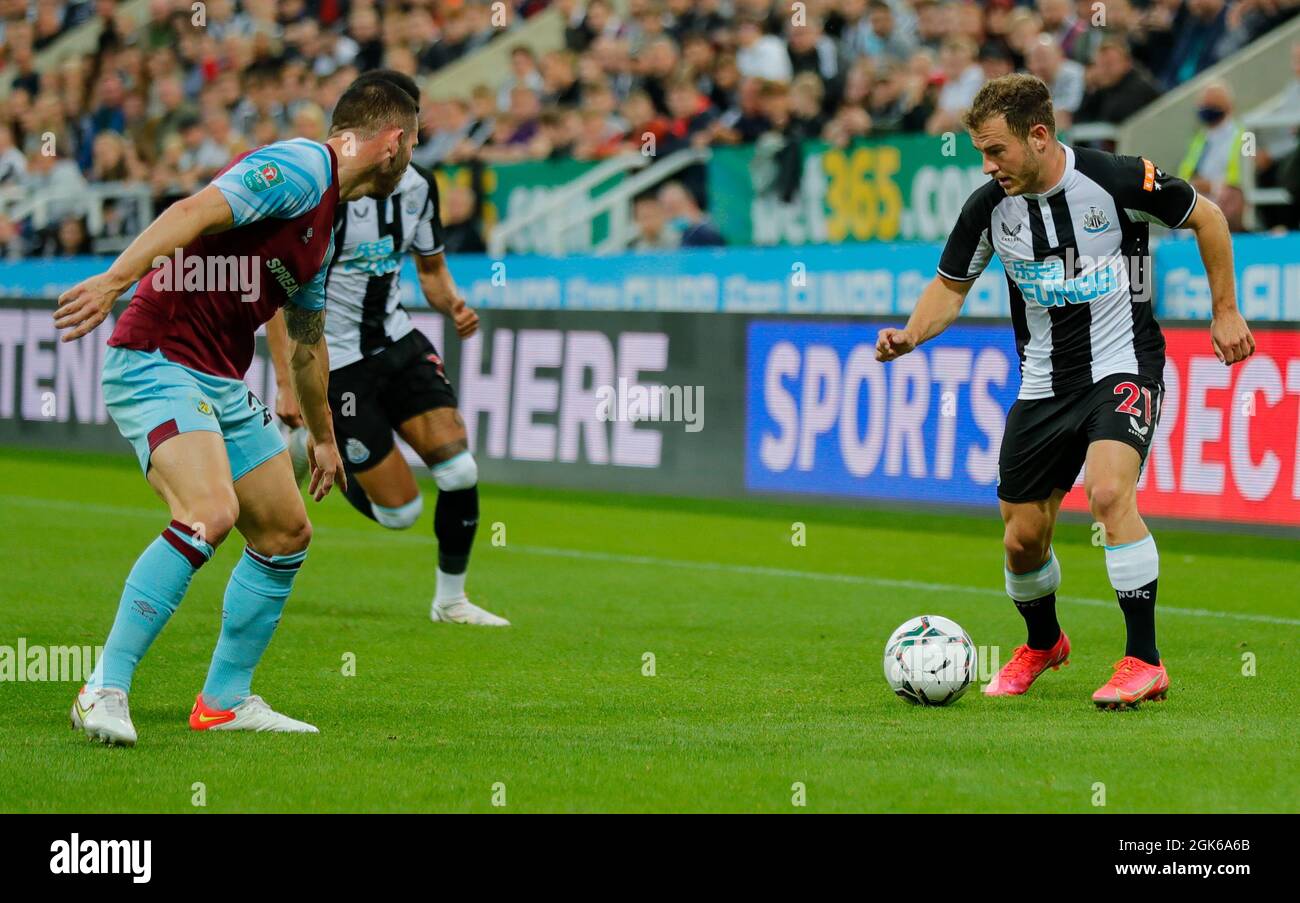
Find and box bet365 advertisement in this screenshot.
[744,320,1300,528]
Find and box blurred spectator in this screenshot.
[736,12,793,82]
[1026,35,1085,130]
[33,215,94,257]
[928,37,983,134]
[500,46,546,111]
[1037,0,1089,63]
[2,0,1297,257]
[23,149,88,222]
[848,0,918,66]
[659,181,725,246]
[1076,39,1162,126]
[786,16,840,85]
[0,122,26,185]
[1177,82,1245,229]
[1161,0,1230,89]
[630,191,680,250]
[979,42,1017,83]
[440,185,486,254]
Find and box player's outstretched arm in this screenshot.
[876,274,972,362]
[284,305,346,501]
[415,252,478,339]
[53,184,235,342]
[1183,194,1255,366]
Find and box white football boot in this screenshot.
[71,686,138,747]
[190,694,319,733]
[431,595,511,626]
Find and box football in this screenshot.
[883,615,977,706]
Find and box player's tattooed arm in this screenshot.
[284,305,325,345]
[265,311,303,428]
[285,306,346,500]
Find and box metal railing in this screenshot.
[589,148,712,254]
[487,147,711,257]
[486,151,651,257]
[1240,98,1300,230]
[0,182,153,252]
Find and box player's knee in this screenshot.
[431,452,477,492]
[373,494,424,530]
[1003,521,1049,569]
[257,517,313,557]
[1087,480,1132,522]
[181,500,238,548]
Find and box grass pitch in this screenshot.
[0,446,1296,813]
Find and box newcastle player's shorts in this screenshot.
[997,372,1164,504]
[327,329,459,472]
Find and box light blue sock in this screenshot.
[201,546,307,710]
[88,521,214,692]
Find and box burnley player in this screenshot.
[268,70,507,627]
[875,75,1255,707]
[55,77,420,746]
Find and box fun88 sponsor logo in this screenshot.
[1008,254,1126,308]
[745,321,1020,506]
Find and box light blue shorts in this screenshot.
[103,346,285,482]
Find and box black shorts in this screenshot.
[328,329,458,472]
[997,372,1164,504]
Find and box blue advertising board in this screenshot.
[745,320,1022,506]
[3,231,1298,321]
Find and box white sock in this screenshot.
[435,568,467,604]
[1104,535,1159,591]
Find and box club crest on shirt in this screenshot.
[1082,206,1110,233]
[196,398,213,416]
[345,438,370,465]
[242,159,285,193]
[404,195,422,216]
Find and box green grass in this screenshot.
[0,446,1296,813]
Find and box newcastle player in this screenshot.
[876,74,1255,707]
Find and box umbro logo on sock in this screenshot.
[131,599,159,620]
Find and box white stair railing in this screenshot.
[488,147,711,257]
[487,152,651,257]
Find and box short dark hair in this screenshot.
[962,73,1055,139]
[349,68,421,103]
[329,75,419,138]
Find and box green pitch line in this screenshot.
[0,447,1295,813]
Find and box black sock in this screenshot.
[435,486,478,574]
[1117,579,1160,665]
[340,468,377,522]
[1014,593,1061,650]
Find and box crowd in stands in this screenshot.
[1,0,1298,257]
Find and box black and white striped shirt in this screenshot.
[323,164,445,370]
[938,143,1197,399]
